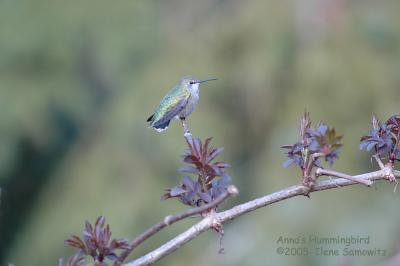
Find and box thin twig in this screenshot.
[315,168,373,186]
[114,185,238,265]
[181,119,192,141]
[123,169,399,266]
[302,152,325,188]
[373,155,385,169]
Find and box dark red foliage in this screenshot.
[282,112,343,171]
[64,216,129,265]
[162,137,231,208]
[181,137,229,183]
[360,115,400,162]
[308,124,343,165]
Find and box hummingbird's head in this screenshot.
[180,76,217,93]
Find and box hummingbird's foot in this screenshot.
[181,119,193,141]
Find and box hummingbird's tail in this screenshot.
[147,114,170,132]
[152,120,170,132]
[146,114,154,122]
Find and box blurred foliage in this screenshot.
[1,0,400,265]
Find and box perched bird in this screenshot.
[147,76,217,132]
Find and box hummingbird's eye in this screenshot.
[189,81,194,84]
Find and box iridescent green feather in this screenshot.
[150,82,190,127]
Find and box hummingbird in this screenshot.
[147,76,217,132]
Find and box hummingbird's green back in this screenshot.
[148,80,190,129]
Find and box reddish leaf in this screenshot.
[178,166,199,174]
[207,147,224,163]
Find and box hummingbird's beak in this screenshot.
[195,78,218,84]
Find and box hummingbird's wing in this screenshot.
[149,87,190,129]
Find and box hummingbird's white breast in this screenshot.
[179,83,199,118]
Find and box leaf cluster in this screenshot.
[162,137,231,208]
[360,115,400,162]
[64,216,129,266]
[282,112,343,170]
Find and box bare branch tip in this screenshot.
[393,181,398,193]
[315,167,322,176]
[164,215,173,225]
[227,185,239,196]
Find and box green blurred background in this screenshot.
[1,0,400,265]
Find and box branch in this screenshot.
[115,185,239,265]
[315,168,373,186]
[181,119,192,141]
[123,168,400,266]
[374,154,385,169]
